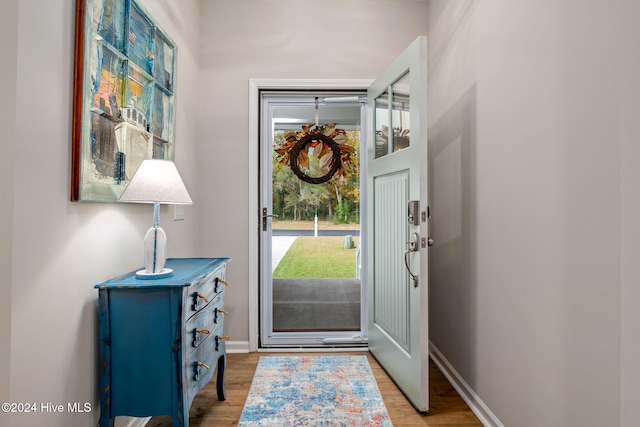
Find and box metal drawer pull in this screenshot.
[194,361,211,381]
[215,335,231,351]
[196,293,209,303]
[218,279,229,286]
[214,308,228,323]
[193,328,211,347]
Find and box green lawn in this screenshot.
[272,220,360,231]
[273,236,359,278]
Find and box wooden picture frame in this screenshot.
[72,0,177,202]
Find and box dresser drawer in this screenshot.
[186,297,225,351]
[185,264,226,319]
[185,328,226,405]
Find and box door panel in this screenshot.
[373,171,410,349]
[367,36,428,411]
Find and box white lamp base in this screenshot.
[135,268,173,280]
[135,224,171,280]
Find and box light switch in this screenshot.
[173,204,185,221]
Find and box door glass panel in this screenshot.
[374,90,390,158]
[391,71,410,153]
[268,97,363,336]
[271,128,361,332]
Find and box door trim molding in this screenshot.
[248,78,373,351]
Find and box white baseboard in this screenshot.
[429,342,504,427]
[226,340,250,353]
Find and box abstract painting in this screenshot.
[72,0,176,202]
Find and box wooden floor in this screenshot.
[146,352,482,426]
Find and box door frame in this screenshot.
[259,91,367,347]
[248,79,373,351]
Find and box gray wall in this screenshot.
[4,1,638,426]
[6,1,201,426]
[2,1,429,426]
[0,0,18,425]
[620,0,640,424]
[428,0,639,425]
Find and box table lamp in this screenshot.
[119,159,193,279]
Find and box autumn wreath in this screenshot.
[274,124,356,184]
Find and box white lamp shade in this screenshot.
[119,159,192,204]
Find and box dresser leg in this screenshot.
[216,354,226,400]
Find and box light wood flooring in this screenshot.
[146,352,482,426]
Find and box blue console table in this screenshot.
[95,258,231,427]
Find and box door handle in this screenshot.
[404,232,419,287]
[262,208,277,231]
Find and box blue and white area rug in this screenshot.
[238,355,393,426]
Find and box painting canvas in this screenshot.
[72,0,177,202]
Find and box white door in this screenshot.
[367,36,429,411]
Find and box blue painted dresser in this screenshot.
[95,258,231,427]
